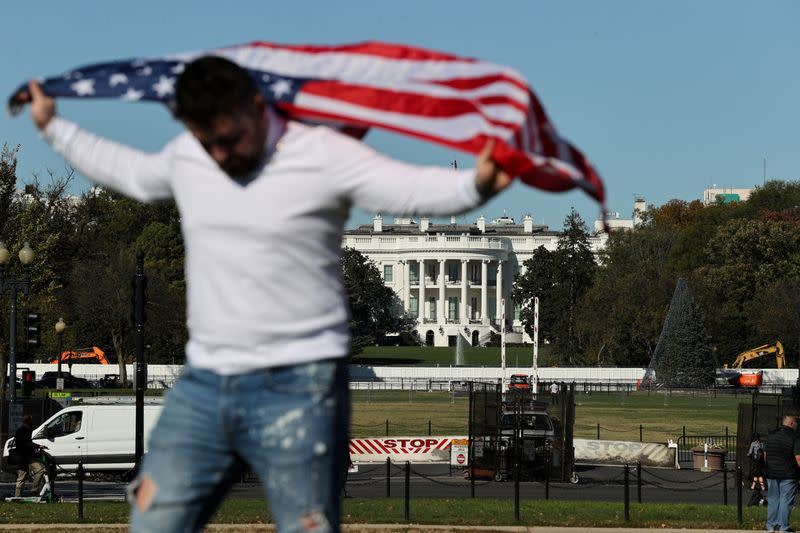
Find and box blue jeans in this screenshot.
[129,358,350,533]
[767,478,797,531]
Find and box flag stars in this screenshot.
[270,79,292,98]
[171,63,185,75]
[152,76,175,98]
[136,66,153,77]
[121,88,144,101]
[71,78,95,96]
[109,73,128,87]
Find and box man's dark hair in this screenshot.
[21,415,32,426]
[174,56,258,127]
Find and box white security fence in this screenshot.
[10,364,800,393]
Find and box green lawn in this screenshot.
[352,391,745,441]
[0,499,773,530]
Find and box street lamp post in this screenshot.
[55,317,66,378]
[0,242,35,403]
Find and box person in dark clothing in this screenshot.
[748,432,767,506]
[13,415,44,497]
[764,415,800,532]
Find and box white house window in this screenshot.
[471,297,478,319]
[409,295,418,318]
[469,263,480,283]
[448,263,459,282]
[429,297,437,321]
[410,264,419,283]
[383,264,393,283]
[448,297,458,320]
[427,263,436,281]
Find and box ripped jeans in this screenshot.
[129,358,349,533]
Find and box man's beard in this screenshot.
[221,154,262,180]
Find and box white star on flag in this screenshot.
[269,79,292,98]
[136,66,153,77]
[121,88,144,101]
[109,74,128,87]
[152,76,175,98]
[71,79,95,96]
[171,63,185,75]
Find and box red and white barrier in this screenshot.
[349,436,465,464]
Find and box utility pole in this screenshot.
[500,297,507,392]
[531,296,539,396]
[133,251,147,470]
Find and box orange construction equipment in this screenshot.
[50,346,110,365]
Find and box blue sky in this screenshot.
[1,1,797,230]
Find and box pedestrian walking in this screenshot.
[764,415,800,531]
[550,381,560,405]
[747,432,767,506]
[12,415,45,498]
[15,55,512,533]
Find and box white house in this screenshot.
[342,213,609,347]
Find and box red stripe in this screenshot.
[242,41,474,62]
[355,440,374,454]
[301,80,527,120]
[425,73,528,93]
[435,439,450,450]
[367,439,387,454]
[422,447,431,454]
[349,440,366,454]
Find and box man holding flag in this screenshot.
[16,55,511,533]
[11,41,603,532]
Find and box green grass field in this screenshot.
[351,390,744,441]
[0,499,773,530]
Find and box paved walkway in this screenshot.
[0,525,758,532]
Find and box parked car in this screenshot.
[94,374,130,389]
[37,372,95,390]
[2,403,163,473]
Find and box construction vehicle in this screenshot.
[50,346,110,365]
[718,341,784,387]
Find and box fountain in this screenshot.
[454,333,465,366]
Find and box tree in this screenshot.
[512,245,559,345]
[651,279,715,388]
[554,209,597,362]
[513,209,596,364]
[576,222,678,366]
[341,247,415,355]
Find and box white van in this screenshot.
[2,404,163,472]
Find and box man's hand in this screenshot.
[15,81,56,131]
[475,139,513,199]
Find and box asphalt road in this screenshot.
[0,464,754,507]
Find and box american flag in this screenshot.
[8,41,605,206]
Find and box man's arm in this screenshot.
[19,81,173,203]
[321,127,512,216]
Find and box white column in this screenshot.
[481,260,488,325]
[461,259,468,323]
[402,260,410,310]
[419,259,426,321]
[438,259,446,324]
[495,261,503,323]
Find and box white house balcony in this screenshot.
[342,234,511,252]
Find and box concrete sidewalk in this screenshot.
[0,526,758,532]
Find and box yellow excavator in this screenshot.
[720,341,784,387]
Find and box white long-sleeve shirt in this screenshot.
[43,109,484,373]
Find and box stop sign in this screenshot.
[457,453,465,465]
